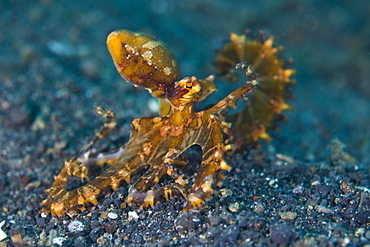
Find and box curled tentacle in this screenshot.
[215,31,295,145]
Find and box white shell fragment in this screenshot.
[0,220,7,241]
[128,211,139,220]
[52,237,67,246]
[67,220,84,232]
[107,212,118,219]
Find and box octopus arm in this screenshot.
[41,116,166,216]
[206,79,257,115]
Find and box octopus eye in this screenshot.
[167,77,201,106]
[185,81,193,89]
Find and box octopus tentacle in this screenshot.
[81,106,117,154]
[184,121,225,211]
[126,185,186,209]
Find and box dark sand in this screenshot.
[0,1,369,246]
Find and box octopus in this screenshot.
[41,30,258,216]
[215,31,295,145]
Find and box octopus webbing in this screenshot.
[41,30,258,216]
[215,31,295,144]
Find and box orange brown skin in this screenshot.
[215,31,295,144]
[106,30,180,99]
[41,30,257,217]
